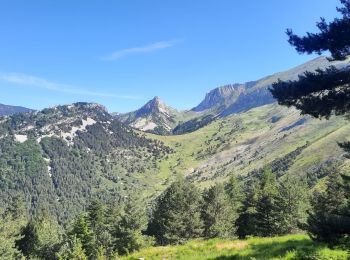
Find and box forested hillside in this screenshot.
[0,102,171,223]
[1,101,350,224]
[3,0,350,259]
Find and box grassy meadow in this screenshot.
[121,234,348,260]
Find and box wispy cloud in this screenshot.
[0,73,142,100]
[102,39,181,60]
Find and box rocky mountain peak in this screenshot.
[137,96,170,116]
[192,84,246,112]
[115,96,180,134]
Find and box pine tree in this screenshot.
[112,196,149,255]
[276,175,310,234]
[201,183,236,238]
[305,169,350,244]
[270,0,350,119]
[268,0,350,245]
[57,237,88,260]
[226,175,243,213]
[0,207,25,260]
[86,199,113,254]
[103,201,123,256]
[69,214,96,258]
[255,167,281,237]
[236,179,259,239]
[16,212,62,259]
[86,199,104,231]
[148,178,203,245]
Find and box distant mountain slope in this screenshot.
[150,103,350,188]
[117,57,349,135]
[116,96,191,135]
[196,56,349,117]
[0,103,32,116]
[0,102,171,222]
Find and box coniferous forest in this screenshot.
[2,0,350,259]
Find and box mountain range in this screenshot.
[116,56,349,135]
[1,56,349,222]
[0,103,33,116]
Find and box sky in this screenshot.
[0,0,340,112]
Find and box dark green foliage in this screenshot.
[271,67,350,119]
[0,103,172,224]
[68,214,96,258]
[237,168,310,238]
[269,1,350,245]
[305,169,350,244]
[112,197,150,255]
[57,237,88,260]
[85,199,114,256]
[270,0,350,119]
[226,175,243,213]
[0,137,59,219]
[286,0,350,61]
[201,183,237,238]
[276,175,310,234]
[16,212,62,259]
[237,168,282,238]
[147,178,203,245]
[61,197,151,259]
[86,199,105,232]
[0,206,25,260]
[254,168,280,237]
[236,179,259,239]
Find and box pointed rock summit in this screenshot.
[136,96,168,116]
[115,96,181,135]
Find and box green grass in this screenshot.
[145,103,349,190]
[133,103,350,203]
[120,234,348,260]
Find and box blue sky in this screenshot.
[0,0,340,112]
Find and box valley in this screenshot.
[151,104,349,189]
[3,1,350,259]
[1,56,350,222]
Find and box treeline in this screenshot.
[1,167,350,259]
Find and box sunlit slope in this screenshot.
[148,103,349,187]
[121,234,348,260]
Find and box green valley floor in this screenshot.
[121,234,348,260]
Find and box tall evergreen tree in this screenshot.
[276,175,310,234]
[201,183,236,238]
[147,178,203,245]
[69,214,96,258]
[255,168,280,237]
[306,169,350,244]
[112,196,149,255]
[236,179,259,239]
[226,175,243,213]
[16,212,62,259]
[86,199,104,232]
[270,0,350,119]
[0,207,25,260]
[269,0,350,245]
[86,199,113,255]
